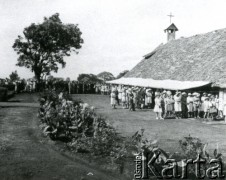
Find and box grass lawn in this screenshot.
[72,94,226,159]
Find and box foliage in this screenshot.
[179,135,223,176]
[116,70,129,79]
[179,135,204,159]
[13,13,83,83]
[38,90,126,163]
[77,74,102,83]
[97,71,115,81]
[9,70,20,82]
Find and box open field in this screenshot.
[72,94,226,158]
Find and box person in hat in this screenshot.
[114,86,119,105]
[145,88,153,109]
[174,91,182,119]
[126,87,131,109]
[136,87,142,109]
[187,93,194,118]
[217,93,224,118]
[132,87,138,110]
[203,96,210,118]
[139,87,146,109]
[200,92,207,118]
[154,92,164,120]
[181,92,188,118]
[209,95,217,120]
[165,91,174,118]
[128,90,135,111]
[110,89,117,109]
[193,93,201,118]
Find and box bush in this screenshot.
[38,90,126,161]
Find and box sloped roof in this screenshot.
[165,23,179,31]
[125,28,226,85]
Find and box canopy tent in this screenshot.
[106,77,211,90]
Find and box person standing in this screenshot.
[174,91,182,119]
[181,92,188,118]
[203,96,210,118]
[128,89,135,111]
[209,95,217,120]
[161,90,167,118]
[140,87,146,109]
[121,88,127,109]
[187,93,194,118]
[165,91,174,118]
[115,87,119,105]
[110,89,117,109]
[118,85,122,105]
[145,88,153,109]
[215,95,220,116]
[193,93,201,118]
[154,92,164,120]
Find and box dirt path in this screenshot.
[0,105,123,180]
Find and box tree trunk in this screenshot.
[34,70,42,92]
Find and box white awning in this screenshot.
[106,77,211,90]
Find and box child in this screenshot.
[154,92,164,120]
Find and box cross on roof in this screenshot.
[167,12,174,24]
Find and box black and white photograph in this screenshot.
[0,0,226,179]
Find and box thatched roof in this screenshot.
[125,28,226,85]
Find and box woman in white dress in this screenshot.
[154,92,164,120]
[187,93,194,118]
[174,91,182,119]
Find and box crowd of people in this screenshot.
[109,85,223,120]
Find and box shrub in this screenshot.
[38,90,126,161]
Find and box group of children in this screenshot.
[110,86,153,111]
[109,85,223,120]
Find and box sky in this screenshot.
[1,0,226,80]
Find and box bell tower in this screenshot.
[164,23,178,42]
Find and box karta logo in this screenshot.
[134,148,225,179]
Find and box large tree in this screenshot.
[13,13,83,86]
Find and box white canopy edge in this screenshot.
[106,77,211,90]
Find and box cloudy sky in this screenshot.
[1,0,226,80]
